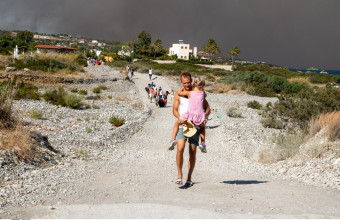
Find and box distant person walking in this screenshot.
[149,68,153,80]
[130,67,134,79]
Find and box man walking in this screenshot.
[172,72,210,187]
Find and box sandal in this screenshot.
[185,180,194,187]
[175,178,182,185]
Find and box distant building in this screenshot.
[169,40,197,60]
[92,40,98,44]
[35,45,78,53]
[118,46,133,56]
[98,42,106,47]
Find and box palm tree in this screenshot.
[228,46,241,68]
[151,38,163,58]
[202,39,220,61]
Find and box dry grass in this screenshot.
[309,111,340,141]
[205,83,231,93]
[288,77,311,86]
[259,131,305,163]
[0,123,35,162]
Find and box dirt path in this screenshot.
[3,72,340,218]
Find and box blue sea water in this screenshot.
[289,68,340,77]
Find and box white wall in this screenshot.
[169,43,192,60]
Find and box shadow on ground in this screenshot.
[221,180,268,185]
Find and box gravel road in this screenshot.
[1,66,340,218]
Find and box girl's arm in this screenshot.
[177,87,191,98]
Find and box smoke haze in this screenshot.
[1,0,340,69]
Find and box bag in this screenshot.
[158,99,165,107]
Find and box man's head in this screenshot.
[180,72,192,91]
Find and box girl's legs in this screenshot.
[198,122,207,153]
[199,122,205,144]
[169,120,179,150]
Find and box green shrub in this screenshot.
[260,116,284,129]
[108,95,112,99]
[93,87,101,94]
[70,88,78,93]
[109,115,125,127]
[98,85,107,90]
[29,108,43,119]
[78,89,88,95]
[269,87,340,128]
[273,131,305,161]
[65,94,83,109]
[247,100,262,109]
[227,107,243,118]
[14,81,40,100]
[8,53,83,73]
[42,86,67,106]
[248,85,277,97]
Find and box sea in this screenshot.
[289,68,340,77]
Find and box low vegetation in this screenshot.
[109,115,125,127]
[29,108,43,119]
[9,53,85,73]
[42,86,83,109]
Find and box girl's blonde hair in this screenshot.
[193,77,205,91]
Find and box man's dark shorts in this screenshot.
[176,127,200,146]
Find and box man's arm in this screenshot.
[173,92,181,120]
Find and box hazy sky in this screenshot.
[1,0,340,69]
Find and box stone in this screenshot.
[5,67,16,72]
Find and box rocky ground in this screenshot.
[0,65,339,218]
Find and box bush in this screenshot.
[42,86,67,106]
[227,107,243,118]
[65,94,83,109]
[14,81,40,100]
[8,53,83,73]
[269,87,340,128]
[78,89,88,95]
[273,131,305,161]
[70,88,78,93]
[247,100,262,109]
[109,115,125,127]
[260,116,284,129]
[29,108,43,119]
[93,87,101,94]
[98,85,107,90]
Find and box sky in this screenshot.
[1,0,340,70]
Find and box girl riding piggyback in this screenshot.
[169,77,207,153]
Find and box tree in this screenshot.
[133,30,152,56]
[151,38,163,58]
[16,30,33,43]
[202,39,220,61]
[227,46,241,68]
[0,32,13,42]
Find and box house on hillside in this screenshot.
[169,40,197,60]
[35,45,78,53]
[118,46,133,56]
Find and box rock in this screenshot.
[24,68,30,72]
[5,67,16,72]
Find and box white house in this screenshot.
[92,40,98,44]
[169,40,197,60]
[118,46,133,56]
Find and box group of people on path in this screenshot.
[124,65,134,79]
[145,81,174,108]
[87,57,103,66]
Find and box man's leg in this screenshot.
[187,144,197,182]
[176,138,186,182]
